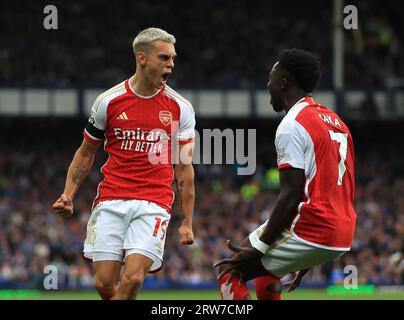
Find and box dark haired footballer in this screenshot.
[214,49,356,300]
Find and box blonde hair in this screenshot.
[132,27,176,53]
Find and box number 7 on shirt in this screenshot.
[329,130,348,186]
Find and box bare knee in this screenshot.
[120,272,145,290]
[94,278,117,300]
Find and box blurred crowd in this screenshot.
[1,0,403,89]
[0,119,403,290]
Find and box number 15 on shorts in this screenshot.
[153,217,167,240]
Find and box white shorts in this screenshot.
[249,220,345,278]
[83,199,171,273]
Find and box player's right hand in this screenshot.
[213,240,263,284]
[179,224,194,246]
[52,194,74,216]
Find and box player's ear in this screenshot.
[136,51,147,67]
[280,76,288,90]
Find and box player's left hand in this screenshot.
[179,224,194,246]
[284,268,310,292]
[213,240,263,283]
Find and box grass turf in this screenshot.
[1,289,403,300]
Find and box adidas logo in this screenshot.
[117,112,128,120]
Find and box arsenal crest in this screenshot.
[159,110,172,126]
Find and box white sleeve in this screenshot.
[84,95,108,142]
[275,121,307,169]
[178,101,196,143]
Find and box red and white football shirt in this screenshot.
[83,80,195,213]
[276,96,356,250]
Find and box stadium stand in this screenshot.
[0,0,403,89]
[0,119,403,289]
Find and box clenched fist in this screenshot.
[179,224,194,246]
[52,194,74,216]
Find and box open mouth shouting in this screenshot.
[161,72,171,85]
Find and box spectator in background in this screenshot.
[1,1,403,89]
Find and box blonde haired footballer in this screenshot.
[52,27,196,300]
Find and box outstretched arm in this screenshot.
[52,138,100,216]
[174,142,195,246]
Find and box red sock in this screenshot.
[218,274,250,300]
[254,275,282,300]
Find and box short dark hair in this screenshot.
[278,49,321,93]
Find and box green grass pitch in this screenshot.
[1,289,403,300]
